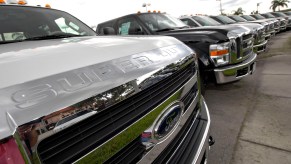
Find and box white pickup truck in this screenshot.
[0,4,212,164]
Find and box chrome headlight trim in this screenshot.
[209,42,230,67]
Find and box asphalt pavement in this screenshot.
[206,30,291,164]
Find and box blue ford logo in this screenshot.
[153,102,183,140]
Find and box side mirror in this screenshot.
[103,27,116,35]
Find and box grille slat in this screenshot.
[104,137,144,164]
[181,84,198,112]
[37,62,196,163]
[236,37,241,59]
[243,34,252,40]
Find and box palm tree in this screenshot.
[232,7,245,15]
[270,0,290,11]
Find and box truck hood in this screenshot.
[230,22,264,31]
[0,36,195,139]
[248,20,269,26]
[163,25,252,40]
[159,30,228,44]
[264,18,284,22]
[0,36,182,88]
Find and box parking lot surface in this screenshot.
[206,30,291,164]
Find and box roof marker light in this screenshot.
[18,0,26,5]
[45,4,51,8]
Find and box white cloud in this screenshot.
[28,0,291,27]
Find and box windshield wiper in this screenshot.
[0,34,83,44]
[178,26,190,29]
[25,33,83,41]
[0,40,24,44]
[155,28,176,32]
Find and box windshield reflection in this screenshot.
[192,16,221,26]
[138,14,187,32]
[0,6,96,43]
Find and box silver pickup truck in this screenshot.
[0,5,212,164]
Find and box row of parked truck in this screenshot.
[0,1,290,164]
[97,11,291,88]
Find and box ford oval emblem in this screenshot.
[153,101,183,141]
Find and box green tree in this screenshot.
[270,0,290,11]
[232,7,245,15]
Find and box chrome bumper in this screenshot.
[254,40,268,54]
[274,28,280,33]
[214,52,257,84]
[265,33,272,40]
[192,97,211,164]
[280,25,287,31]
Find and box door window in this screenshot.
[117,17,144,35]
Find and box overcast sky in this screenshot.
[29,0,291,27]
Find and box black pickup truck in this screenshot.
[251,14,287,31]
[179,15,267,54]
[265,12,291,29]
[97,12,257,86]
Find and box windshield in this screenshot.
[192,16,221,26]
[138,14,187,32]
[261,13,275,18]
[215,15,236,24]
[285,12,291,16]
[271,12,287,17]
[241,15,256,21]
[0,6,96,44]
[254,14,266,19]
[229,16,247,22]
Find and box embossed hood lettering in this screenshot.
[0,37,194,140]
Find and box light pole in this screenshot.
[142,3,151,12]
[217,0,223,15]
[257,2,262,14]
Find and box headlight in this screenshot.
[209,42,230,66]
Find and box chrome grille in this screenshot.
[275,21,280,28]
[265,25,269,33]
[257,29,265,43]
[237,33,253,60]
[36,62,196,163]
[269,23,274,29]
